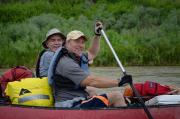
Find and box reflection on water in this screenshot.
[90,66,180,87]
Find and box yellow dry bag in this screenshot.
[5,77,53,107]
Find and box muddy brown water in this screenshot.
[1,66,180,93]
[90,66,180,94]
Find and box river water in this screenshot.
[90,66,180,86]
[89,66,180,93]
[0,66,180,92]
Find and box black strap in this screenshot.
[140,84,143,96]
[0,85,2,98]
[68,52,81,64]
[11,67,16,81]
[154,83,158,96]
[130,83,154,119]
[52,48,68,77]
[35,49,47,77]
[0,75,6,97]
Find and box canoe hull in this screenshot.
[0,104,180,119]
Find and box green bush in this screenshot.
[0,0,179,67]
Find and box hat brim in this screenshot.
[67,35,87,42]
[42,33,66,49]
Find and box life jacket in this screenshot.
[0,66,33,97]
[48,47,89,86]
[36,49,89,78]
[124,81,171,97]
[35,49,47,77]
[47,47,89,101]
[5,77,53,107]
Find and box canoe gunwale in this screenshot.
[0,103,180,110]
[1,103,180,119]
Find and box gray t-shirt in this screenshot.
[39,50,54,77]
[54,56,89,102]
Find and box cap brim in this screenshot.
[67,36,87,42]
[79,36,87,41]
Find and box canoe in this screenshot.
[0,103,180,119]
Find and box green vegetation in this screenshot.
[0,0,179,67]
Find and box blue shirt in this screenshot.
[39,50,54,77]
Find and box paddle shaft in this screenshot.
[101,29,126,75]
[101,29,153,119]
[130,83,153,119]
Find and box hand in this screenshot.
[85,86,98,97]
[118,74,132,87]
[94,21,103,36]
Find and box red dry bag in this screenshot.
[0,66,33,97]
[134,81,171,96]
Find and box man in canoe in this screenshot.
[36,28,66,77]
[36,22,103,78]
[51,29,130,108]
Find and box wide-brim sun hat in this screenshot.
[66,30,87,42]
[42,28,66,49]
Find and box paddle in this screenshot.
[100,29,154,119]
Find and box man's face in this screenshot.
[66,37,86,57]
[46,34,64,52]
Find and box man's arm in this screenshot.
[88,35,101,61]
[80,74,119,88]
[87,22,103,61]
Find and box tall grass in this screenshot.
[0,0,179,67]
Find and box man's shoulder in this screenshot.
[56,56,80,74]
[60,56,75,65]
[42,50,54,58]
